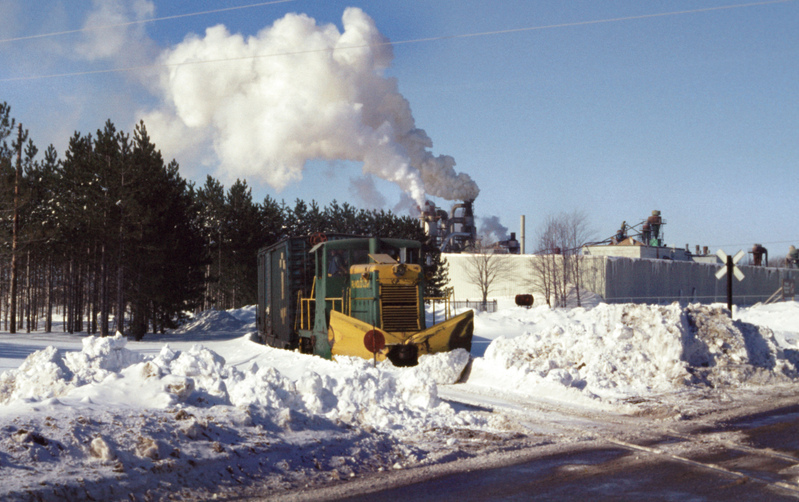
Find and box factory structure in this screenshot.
[419,200,479,253]
[419,200,521,255]
[422,202,798,306]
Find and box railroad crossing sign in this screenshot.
[715,249,745,315]
[715,249,745,281]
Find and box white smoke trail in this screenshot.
[143,7,479,206]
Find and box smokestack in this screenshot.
[520,215,526,254]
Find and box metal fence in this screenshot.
[453,300,498,313]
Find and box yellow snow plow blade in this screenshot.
[327,310,403,362]
[327,309,474,364]
[408,310,474,355]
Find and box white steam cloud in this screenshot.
[144,8,479,206]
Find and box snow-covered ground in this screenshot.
[1,301,799,500]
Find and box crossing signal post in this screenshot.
[715,250,745,315]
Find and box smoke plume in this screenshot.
[479,215,509,243]
[349,175,387,209]
[143,7,479,206]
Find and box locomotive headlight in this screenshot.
[392,263,406,277]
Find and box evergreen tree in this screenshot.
[424,247,450,298]
[125,121,205,339]
[196,175,226,309]
[26,144,60,332]
[0,103,452,335]
[261,194,286,245]
[221,179,264,307]
[323,200,361,234]
[55,131,96,333]
[149,160,206,331]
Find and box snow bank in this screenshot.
[416,348,471,385]
[738,302,799,349]
[171,309,246,334]
[0,335,475,432]
[0,335,145,405]
[0,332,489,500]
[3,302,797,499]
[469,303,798,405]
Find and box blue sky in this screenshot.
[1,0,797,258]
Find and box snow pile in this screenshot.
[2,302,798,499]
[227,304,257,328]
[0,336,475,432]
[469,303,798,404]
[171,309,246,334]
[0,332,493,500]
[416,348,471,385]
[227,355,458,431]
[0,335,144,405]
[738,301,799,349]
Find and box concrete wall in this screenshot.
[443,253,799,305]
[444,254,605,304]
[444,253,535,301]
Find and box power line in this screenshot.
[0,0,794,82]
[0,0,297,44]
[708,240,799,248]
[391,0,795,46]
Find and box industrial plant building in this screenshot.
[445,253,798,306]
[434,207,798,306]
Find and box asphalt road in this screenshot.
[341,405,799,501]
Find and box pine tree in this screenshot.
[261,194,286,245]
[125,121,205,339]
[28,144,60,332]
[221,179,264,307]
[424,247,450,298]
[196,175,226,309]
[58,131,97,333]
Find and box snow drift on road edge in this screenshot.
[470,303,798,406]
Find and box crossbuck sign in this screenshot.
[715,250,745,281]
[716,249,745,314]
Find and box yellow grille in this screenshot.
[381,284,420,332]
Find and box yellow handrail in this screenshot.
[295,291,346,332]
[295,290,310,331]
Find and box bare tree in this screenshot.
[529,215,560,307]
[530,211,593,308]
[561,210,593,307]
[461,241,515,305]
